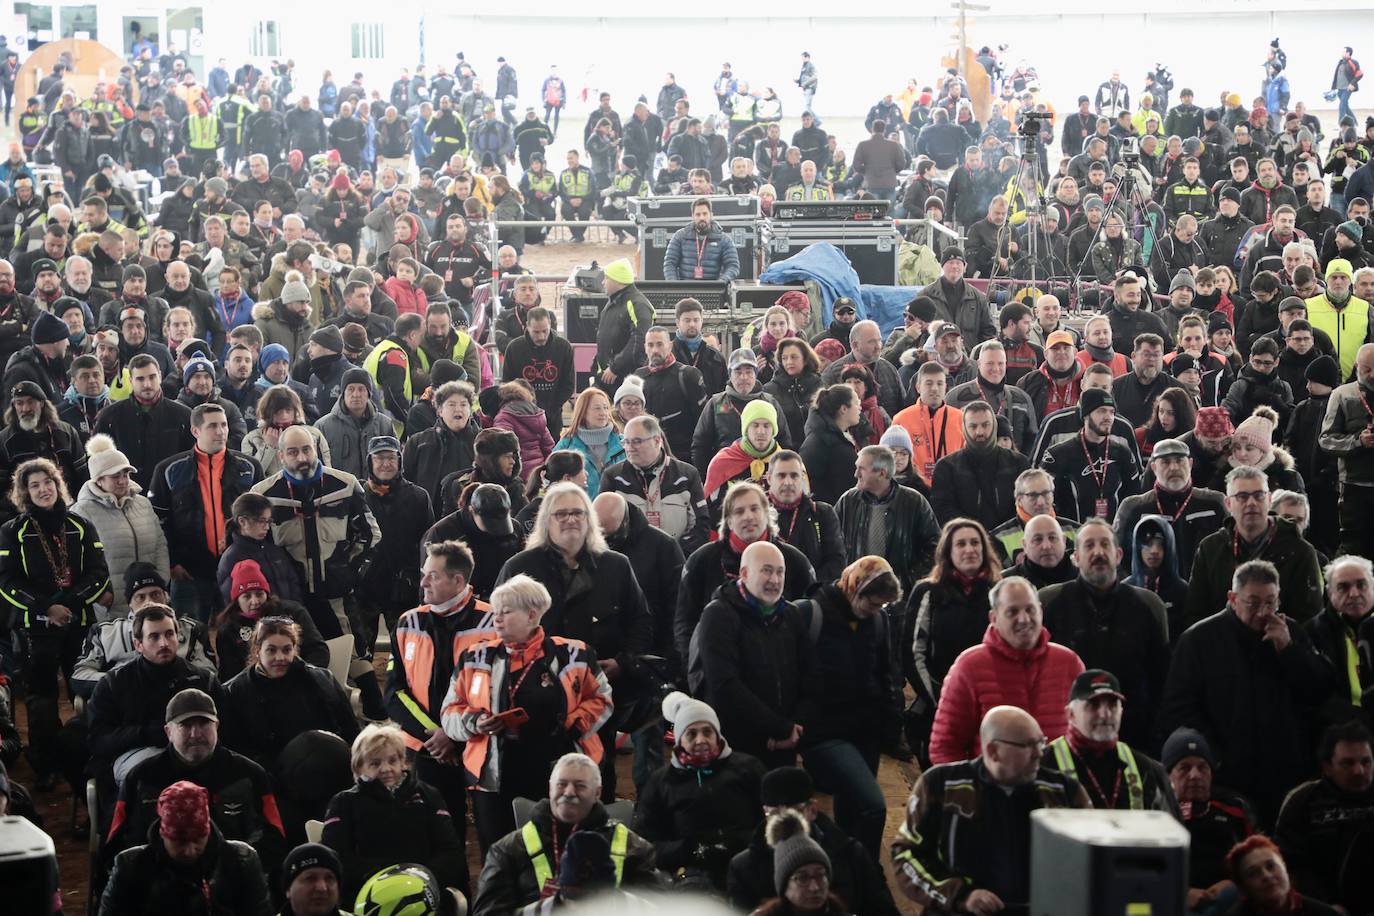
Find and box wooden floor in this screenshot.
[14,650,924,915]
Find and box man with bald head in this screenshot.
[1003,513,1078,587]
[691,538,818,767]
[819,318,906,416]
[251,423,385,717]
[1319,343,1374,559]
[893,704,1090,914]
[1305,555,1374,727]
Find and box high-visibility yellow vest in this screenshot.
[362,338,412,435]
[560,169,590,197]
[186,114,220,151]
[526,173,556,195]
[522,820,628,891]
[1050,737,1145,810]
[729,95,756,123]
[416,331,472,371]
[785,183,832,201]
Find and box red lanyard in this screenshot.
[1081,762,1124,808]
[1155,486,1193,523]
[694,234,708,268]
[1080,431,1110,495]
[1359,388,1374,422]
[506,648,541,707]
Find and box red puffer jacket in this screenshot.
[927,624,1084,764]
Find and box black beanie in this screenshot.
[1305,354,1340,389]
[281,843,342,893]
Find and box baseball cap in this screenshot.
[1045,330,1076,349]
[1149,438,1190,460]
[1069,669,1125,702]
[166,687,219,725]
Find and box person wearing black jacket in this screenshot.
[0,456,109,788]
[600,415,711,556]
[357,436,432,643]
[1303,559,1374,731]
[424,214,491,308]
[634,326,708,460]
[105,687,287,879]
[1039,520,1171,749]
[1284,356,1341,555]
[148,403,263,624]
[691,539,820,769]
[796,556,906,858]
[87,604,225,785]
[673,299,728,395]
[100,810,271,915]
[692,352,794,476]
[797,385,861,506]
[219,618,358,773]
[1159,558,1338,824]
[1043,389,1143,522]
[402,380,479,510]
[930,402,1028,530]
[422,485,524,602]
[93,354,194,490]
[834,446,941,592]
[500,304,574,440]
[594,493,684,701]
[728,766,899,915]
[2,310,71,404]
[766,453,845,583]
[594,261,655,393]
[675,483,816,669]
[320,725,466,907]
[0,383,86,518]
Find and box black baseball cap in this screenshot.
[1069,669,1125,702]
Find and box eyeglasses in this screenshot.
[1017,489,1053,501]
[622,436,658,448]
[1228,490,1268,503]
[992,737,1048,752]
[552,509,587,522]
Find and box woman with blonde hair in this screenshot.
[321,722,468,902]
[553,387,624,496]
[440,571,614,852]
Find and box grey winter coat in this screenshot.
[71,479,170,618]
[314,400,395,480]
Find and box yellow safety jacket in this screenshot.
[729,94,756,123]
[559,168,591,198]
[523,820,628,892]
[1049,736,1145,810]
[185,113,220,151]
[362,338,412,435]
[415,331,472,371]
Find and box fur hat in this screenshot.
[474,427,519,459]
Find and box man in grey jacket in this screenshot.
[1319,342,1374,558]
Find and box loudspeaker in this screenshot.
[563,294,607,345]
[1030,809,1189,916]
[0,816,58,915]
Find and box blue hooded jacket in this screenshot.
[1126,513,1189,641]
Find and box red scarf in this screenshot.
[952,570,984,595]
[860,395,886,443]
[673,744,723,769]
[728,529,768,555]
[1066,723,1117,756]
[647,354,678,373]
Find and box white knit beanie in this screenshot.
[613,375,645,405]
[86,434,136,482]
[662,690,720,744]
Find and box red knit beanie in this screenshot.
[157,780,210,842]
[230,559,270,602]
[330,171,352,192]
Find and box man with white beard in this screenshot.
[1045,669,1178,812]
[0,379,85,512]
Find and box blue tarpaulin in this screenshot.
[758,243,863,326]
[758,242,915,336]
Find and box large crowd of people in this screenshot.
[0,32,1370,916]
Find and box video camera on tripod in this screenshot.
[1017,110,1055,156]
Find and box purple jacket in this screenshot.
[492,399,554,479]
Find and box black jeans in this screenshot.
[22,623,85,777]
[1339,484,1374,559]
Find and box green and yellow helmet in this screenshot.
[354,864,441,916]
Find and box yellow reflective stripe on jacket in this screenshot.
[1049,736,1144,809]
[522,821,628,889]
[187,114,219,150]
[560,170,590,196]
[415,332,471,373]
[362,339,413,402]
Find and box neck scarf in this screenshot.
[1066,723,1117,756]
[728,528,767,555]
